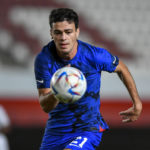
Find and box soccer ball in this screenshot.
[50,67,87,103]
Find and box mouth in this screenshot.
[60,43,69,49]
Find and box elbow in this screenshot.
[38,93,59,113]
[39,102,51,113]
[41,107,50,113]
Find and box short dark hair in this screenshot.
[49,8,79,29]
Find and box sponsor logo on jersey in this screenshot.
[36,80,44,83]
[113,56,117,64]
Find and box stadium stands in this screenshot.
[0,0,150,127]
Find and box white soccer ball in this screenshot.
[50,67,87,103]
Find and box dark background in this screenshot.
[7,127,150,150]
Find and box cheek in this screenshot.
[53,37,60,43]
[71,35,77,43]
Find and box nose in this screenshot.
[60,32,67,41]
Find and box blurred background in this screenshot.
[0,0,150,149]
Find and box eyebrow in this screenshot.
[54,29,73,32]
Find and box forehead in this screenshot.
[51,21,76,30]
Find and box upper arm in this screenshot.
[93,47,119,72]
[34,52,59,112]
[114,60,133,84]
[38,88,51,97]
[114,60,128,73]
[34,53,52,89]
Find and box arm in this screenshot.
[114,60,142,123]
[38,88,59,113]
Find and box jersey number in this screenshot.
[69,136,88,148]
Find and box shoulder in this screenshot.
[78,40,107,54]
[35,41,55,64]
[78,40,110,60]
[78,40,97,50]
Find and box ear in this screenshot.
[50,29,53,39]
[76,28,80,38]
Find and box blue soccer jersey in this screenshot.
[34,40,119,135]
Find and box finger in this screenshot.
[122,116,138,123]
[66,64,71,67]
[119,110,128,115]
[122,118,131,123]
[119,111,133,116]
[121,116,129,119]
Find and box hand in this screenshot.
[119,103,142,123]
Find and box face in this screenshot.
[51,21,80,60]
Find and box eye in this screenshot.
[66,32,71,34]
[65,30,73,34]
[54,30,62,35]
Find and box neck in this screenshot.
[58,41,78,60]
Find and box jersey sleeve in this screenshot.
[34,53,52,88]
[94,47,119,72]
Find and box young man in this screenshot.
[34,8,142,150]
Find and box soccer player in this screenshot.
[34,8,142,150]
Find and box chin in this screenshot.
[60,48,70,53]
